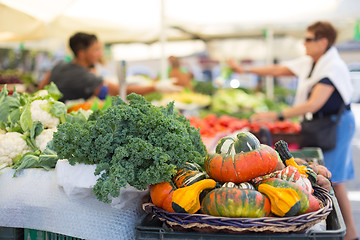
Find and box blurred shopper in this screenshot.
[166,56,193,89]
[39,32,182,102]
[228,21,358,240]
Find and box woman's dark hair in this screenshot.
[69,32,98,57]
[307,21,337,50]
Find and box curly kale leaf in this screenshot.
[53,93,207,203]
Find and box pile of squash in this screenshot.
[150,132,322,218]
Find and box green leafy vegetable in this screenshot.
[22,121,44,151]
[63,109,92,124]
[20,104,32,132]
[0,86,26,131]
[44,82,63,101]
[13,140,58,176]
[53,93,207,203]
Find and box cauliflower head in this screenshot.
[0,132,31,167]
[33,90,50,98]
[35,128,57,152]
[31,100,60,129]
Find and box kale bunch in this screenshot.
[53,93,207,203]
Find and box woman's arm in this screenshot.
[226,58,295,77]
[282,83,335,118]
[126,85,156,95]
[251,83,335,122]
[247,65,295,77]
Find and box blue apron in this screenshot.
[323,109,355,184]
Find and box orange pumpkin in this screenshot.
[150,182,176,212]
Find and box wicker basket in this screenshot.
[143,186,333,234]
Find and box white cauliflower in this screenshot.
[35,127,57,152]
[0,132,31,167]
[31,100,60,129]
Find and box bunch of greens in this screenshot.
[52,93,207,203]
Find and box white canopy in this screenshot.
[1,0,360,63]
[1,0,359,43]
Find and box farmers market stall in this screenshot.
[0,85,350,240]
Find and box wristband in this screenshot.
[277,112,285,121]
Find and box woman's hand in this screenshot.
[251,111,278,123]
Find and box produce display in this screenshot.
[150,132,326,221]
[0,82,333,235]
[207,88,290,119]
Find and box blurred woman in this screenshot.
[228,21,357,240]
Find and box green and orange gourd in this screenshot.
[201,187,271,218]
[204,132,279,183]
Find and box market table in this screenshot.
[0,166,147,240]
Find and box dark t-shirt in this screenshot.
[311,78,346,117]
[50,62,103,102]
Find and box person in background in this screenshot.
[227,21,358,240]
[39,32,182,102]
[167,56,193,90]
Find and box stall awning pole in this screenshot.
[160,0,167,81]
[265,28,274,100]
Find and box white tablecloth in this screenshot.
[0,166,148,240]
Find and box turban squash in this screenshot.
[201,187,271,218]
[205,132,279,183]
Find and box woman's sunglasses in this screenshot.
[305,37,320,42]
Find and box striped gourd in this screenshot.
[201,187,271,218]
